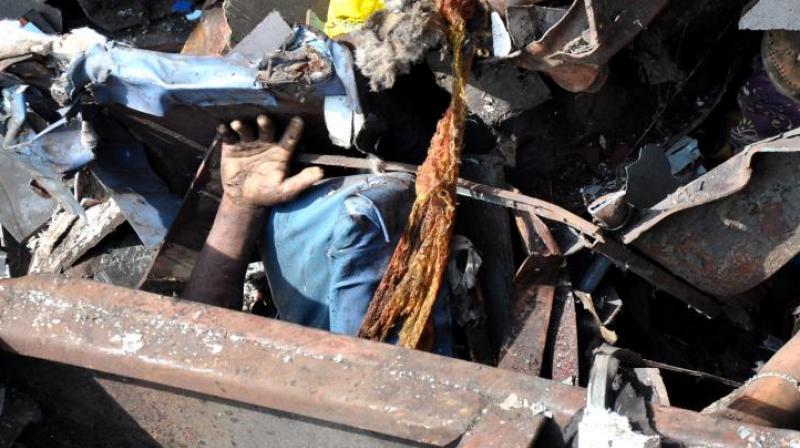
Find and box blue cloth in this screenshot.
[261,173,453,355]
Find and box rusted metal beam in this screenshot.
[705,326,800,430]
[498,239,562,377]
[1,353,414,448]
[0,275,585,446]
[498,283,555,377]
[457,407,547,448]
[504,205,579,384]
[512,206,561,257]
[499,206,562,377]
[549,284,579,385]
[2,276,797,446]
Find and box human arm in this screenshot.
[182,115,324,308]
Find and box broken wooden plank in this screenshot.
[28,199,125,274]
[27,211,77,271]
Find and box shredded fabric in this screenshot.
[358,0,473,348]
[353,0,444,91]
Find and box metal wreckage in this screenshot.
[1,0,800,446]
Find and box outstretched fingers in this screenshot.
[266,116,304,163]
[231,119,257,142]
[217,123,237,144]
[279,117,303,153]
[257,114,275,142]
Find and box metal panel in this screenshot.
[625,132,800,297]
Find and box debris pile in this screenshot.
[1,0,800,446]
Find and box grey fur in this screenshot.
[354,0,444,91]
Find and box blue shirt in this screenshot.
[261,173,453,355]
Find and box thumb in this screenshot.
[272,167,325,204]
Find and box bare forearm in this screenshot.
[183,196,266,308]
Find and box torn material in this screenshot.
[62,24,363,151]
[2,85,95,217]
[62,42,278,116]
[359,0,473,348]
[353,0,444,91]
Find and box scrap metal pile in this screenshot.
[2,0,800,446]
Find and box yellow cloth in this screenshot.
[324,0,384,37]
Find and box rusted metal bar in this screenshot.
[498,283,555,377]
[549,284,579,385]
[457,408,547,448]
[0,275,584,446]
[293,153,602,238]
[498,216,562,376]
[705,327,800,430]
[0,276,799,446]
[1,353,415,448]
[512,206,561,257]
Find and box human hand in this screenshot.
[217,115,324,209]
